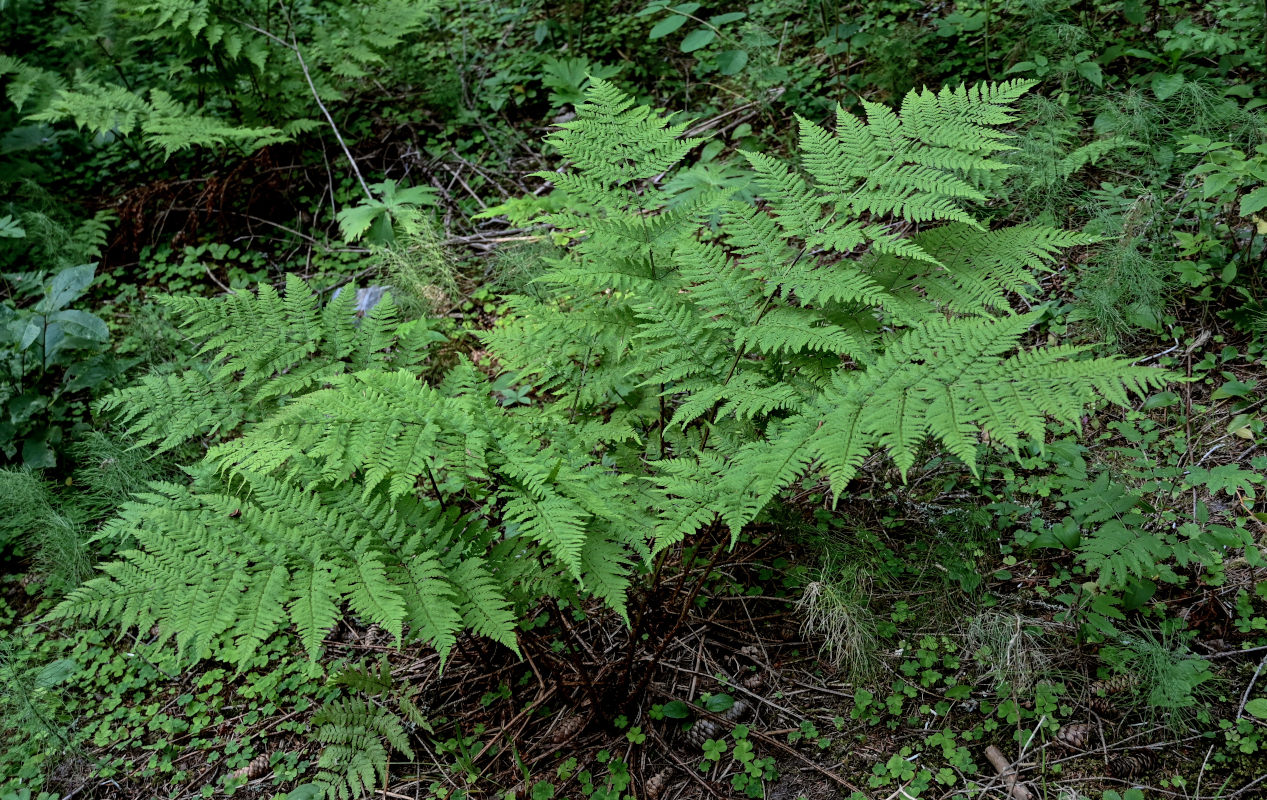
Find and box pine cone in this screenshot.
[684,718,720,749]
[644,767,673,800]
[1054,722,1095,751]
[1092,673,1139,696]
[1087,696,1114,717]
[227,753,270,782]
[1108,749,1157,778]
[551,714,587,744]
[1088,673,1138,717]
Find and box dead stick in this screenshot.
[984,745,1032,800]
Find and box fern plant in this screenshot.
[486,78,1170,549]
[60,277,650,668]
[97,274,444,451]
[11,0,439,156]
[284,658,431,800]
[1004,429,1263,639]
[60,79,1170,671]
[302,697,414,800]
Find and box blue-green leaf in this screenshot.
[50,309,109,342]
[1151,73,1184,101]
[37,264,96,313]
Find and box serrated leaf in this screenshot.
[0,214,24,238]
[337,203,386,242]
[1075,61,1102,87]
[1240,187,1267,217]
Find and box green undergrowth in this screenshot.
[3,1,1267,799]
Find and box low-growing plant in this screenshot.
[59,82,1169,750]
[0,263,119,468]
[1100,628,1217,730]
[797,560,880,683]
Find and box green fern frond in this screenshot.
[98,278,443,452]
[306,697,414,800]
[544,78,700,187]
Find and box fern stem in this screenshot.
[423,464,447,512]
[984,0,994,81]
[614,547,672,691]
[568,346,593,423]
[699,243,810,450]
[623,534,727,713]
[547,600,608,722]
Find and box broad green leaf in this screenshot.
[18,317,42,351]
[50,309,109,342]
[681,28,716,52]
[635,1,671,16]
[1212,379,1255,400]
[661,700,691,719]
[648,15,688,39]
[1239,186,1267,217]
[710,12,746,25]
[41,321,66,360]
[1151,73,1184,101]
[367,212,396,245]
[37,264,96,313]
[22,429,57,469]
[704,693,734,713]
[1246,698,1267,719]
[1075,61,1102,87]
[1141,391,1179,409]
[1201,171,1236,200]
[1121,578,1156,611]
[33,658,78,688]
[715,49,749,75]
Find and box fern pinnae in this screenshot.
[70,79,1176,675]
